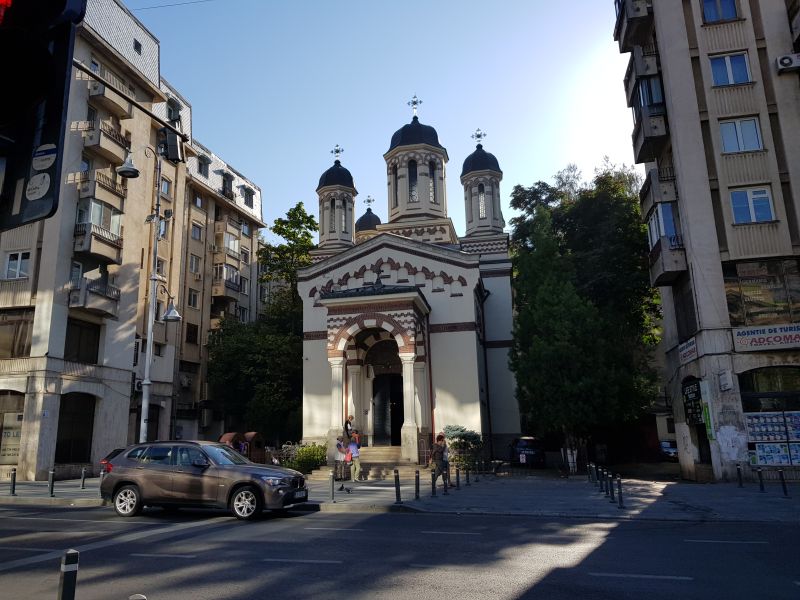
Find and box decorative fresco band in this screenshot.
[303,331,328,341]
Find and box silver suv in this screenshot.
[100,441,308,520]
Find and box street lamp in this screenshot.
[117,145,181,443]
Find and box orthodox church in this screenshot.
[298,100,520,463]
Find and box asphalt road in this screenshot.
[0,505,797,600]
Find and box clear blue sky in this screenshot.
[127,0,636,239]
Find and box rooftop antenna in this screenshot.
[408,94,422,117]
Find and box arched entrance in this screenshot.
[366,338,403,446]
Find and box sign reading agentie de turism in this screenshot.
[733,324,800,352]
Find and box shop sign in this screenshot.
[678,337,698,365]
[0,413,23,465]
[732,324,800,352]
[682,380,704,426]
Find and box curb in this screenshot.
[292,502,420,514]
[0,496,107,508]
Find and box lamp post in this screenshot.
[117,146,181,443]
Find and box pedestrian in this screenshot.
[344,414,354,441]
[335,436,347,481]
[348,434,362,482]
[442,439,450,485]
[430,434,446,484]
[352,429,361,446]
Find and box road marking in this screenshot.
[263,558,342,564]
[304,527,364,532]
[130,553,196,559]
[421,531,481,536]
[0,545,59,553]
[588,572,693,581]
[684,539,768,545]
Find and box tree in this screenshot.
[207,202,318,444]
[509,164,658,452]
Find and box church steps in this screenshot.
[306,447,425,481]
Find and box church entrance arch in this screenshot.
[365,339,403,446]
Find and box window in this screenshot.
[142,446,172,465]
[64,319,100,364]
[408,160,418,202]
[90,59,100,73]
[241,277,249,295]
[478,184,486,219]
[133,39,142,54]
[177,445,205,466]
[5,252,30,279]
[241,221,251,237]
[341,199,347,232]
[224,232,238,254]
[213,263,224,280]
[191,223,202,241]
[711,53,750,86]
[222,173,233,196]
[241,248,250,264]
[55,394,95,464]
[76,199,121,236]
[720,118,762,153]
[638,76,664,107]
[0,309,33,358]
[731,187,774,224]
[724,260,800,327]
[86,105,97,125]
[238,306,249,322]
[243,188,254,208]
[79,153,92,175]
[166,98,182,123]
[189,254,201,273]
[329,198,336,233]
[186,323,199,344]
[703,0,737,22]
[429,161,437,204]
[158,219,168,240]
[194,194,203,209]
[160,177,171,198]
[188,288,199,309]
[198,157,210,178]
[392,165,399,208]
[156,259,165,276]
[646,203,680,249]
[225,265,239,284]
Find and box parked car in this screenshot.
[659,440,679,462]
[99,448,125,473]
[100,440,308,520]
[510,436,546,468]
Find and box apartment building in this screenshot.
[614,0,800,481]
[0,0,264,480]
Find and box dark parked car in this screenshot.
[510,436,546,468]
[659,440,679,461]
[99,448,124,473]
[100,441,308,520]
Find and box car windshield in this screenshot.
[204,444,249,466]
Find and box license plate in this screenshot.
[294,490,307,500]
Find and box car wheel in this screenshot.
[230,485,262,521]
[113,485,142,517]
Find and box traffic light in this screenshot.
[0,0,87,232]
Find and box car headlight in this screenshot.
[260,476,283,486]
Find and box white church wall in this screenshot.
[430,331,482,434]
[486,347,520,438]
[301,340,331,443]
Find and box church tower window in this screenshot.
[478,184,486,219]
[429,161,437,204]
[329,198,336,233]
[341,198,347,232]
[408,160,418,202]
[392,165,399,208]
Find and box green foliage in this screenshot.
[509,163,659,443]
[283,443,327,474]
[443,425,484,468]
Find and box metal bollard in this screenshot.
[736,463,743,488]
[9,467,16,496]
[329,470,335,503]
[604,469,610,497]
[617,475,624,509]
[600,469,607,495]
[779,469,789,497]
[394,469,402,504]
[57,549,79,600]
[587,463,592,483]
[415,469,420,500]
[757,468,765,493]
[609,473,616,503]
[443,470,449,495]
[98,470,105,498]
[466,468,471,486]
[474,463,480,483]
[80,468,86,490]
[431,469,437,497]
[48,469,55,497]
[456,467,461,490]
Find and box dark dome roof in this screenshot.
[388,116,445,152]
[355,207,381,233]
[461,144,502,177]
[317,160,355,191]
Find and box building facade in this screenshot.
[0,0,265,480]
[614,0,800,481]
[298,115,520,463]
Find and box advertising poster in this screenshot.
[0,412,23,465]
[786,411,800,441]
[745,412,789,442]
[750,442,791,466]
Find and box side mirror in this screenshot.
[192,458,209,468]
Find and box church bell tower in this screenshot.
[317,145,356,249]
[461,129,505,237]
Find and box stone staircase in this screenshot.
[307,446,426,482]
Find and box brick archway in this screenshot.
[327,313,414,359]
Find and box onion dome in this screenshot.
[388,116,445,152]
[317,159,355,191]
[355,207,381,233]
[461,144,502,177]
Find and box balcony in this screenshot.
[78,171,126,210]
[73,223,123,265]
[649,234,687,286]
[632,103,668,164]
[639,167,678,219]
[219,188,235,201]
[83,121,130,164]
[88,82,130,119]
[68,277,120,318]
[624,44,660,106]
[214,218,241,236]
[211,277,239,301]
[613,0,653,52]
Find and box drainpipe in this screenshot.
[480,286,494,459]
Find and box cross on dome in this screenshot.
[330,144,344,160]
[407,94,423,117]
[364,195,374,208]
[471,129,487,144]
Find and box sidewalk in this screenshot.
[1,473,798,523]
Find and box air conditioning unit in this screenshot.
[180,375,191,389]
[776,53,800,73]
[134,379,143,392]
[193,273,202,281]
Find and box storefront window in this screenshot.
[725,260,800,326]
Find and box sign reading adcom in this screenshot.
[733,324,800,352]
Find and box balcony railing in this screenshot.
[74,222,124,248]
[224,278,240,292]
[70,276,121,301]
[225,247,241,261]
[658,166,676,181]
[220,188,235,201]
[95,171,126,197]
[668,234,684,250]
[95,120,129,150]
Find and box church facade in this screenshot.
[297,110,520,463]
